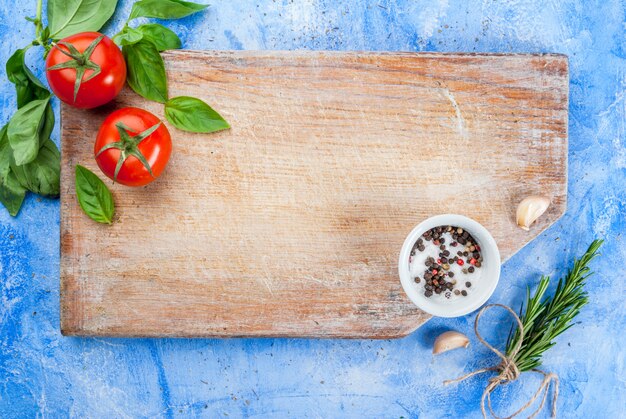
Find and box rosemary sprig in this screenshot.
[505,239,603,372]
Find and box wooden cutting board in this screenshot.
[60,51,568,338]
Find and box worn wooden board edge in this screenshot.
[59,51,569,339]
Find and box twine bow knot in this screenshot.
[444,304,559,419]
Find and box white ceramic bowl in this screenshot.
[398,214,501,317]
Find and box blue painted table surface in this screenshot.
[1,0,625,417]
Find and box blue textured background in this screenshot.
[1,1,625,417]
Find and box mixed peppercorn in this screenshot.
[410,225,483,299]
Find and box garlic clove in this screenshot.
[433,331,470,354]
[516,196,551,231]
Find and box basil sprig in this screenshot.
[75,165,115,224]
[2,45,58,216]
[114,1,229,133]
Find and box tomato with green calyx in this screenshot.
[46,32,126,109]
[94,107,172,187]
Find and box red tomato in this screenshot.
[94,107,172,187]
[46,32,126,109]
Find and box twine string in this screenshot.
[443,304,559,419]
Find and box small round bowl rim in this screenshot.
[398,214,501,318]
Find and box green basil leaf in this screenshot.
[0,170,27,217]
[0,125,11,174]
[165,96,230,133]
[7,98,50,165]
[129,0,207,20]
[114,26,144,47]
[6,48,50,108]
[137,23,181,51]
[0,126,26,217]
[75,165,115,224]
[11,139,60,197]
[123,41,168,103]
[40,102,55,148]
[48,0,118,39]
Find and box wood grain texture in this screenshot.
[60,51,568,338]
